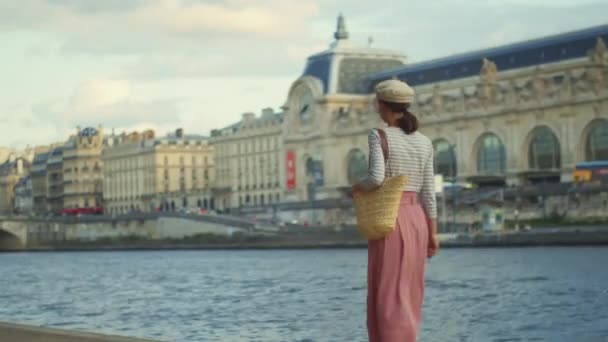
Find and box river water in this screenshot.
[0,247,607,341]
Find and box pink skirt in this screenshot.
[367,192,429,342]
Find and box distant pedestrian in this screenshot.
[353,79,438,342]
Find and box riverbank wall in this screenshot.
[0,321,156,342]
[2,225,608,252]
[0,214,255,251]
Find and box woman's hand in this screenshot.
[428,233,439,258]
[427,218,439,258]
[351,183,365,195]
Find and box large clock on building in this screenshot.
[292,84,316,125]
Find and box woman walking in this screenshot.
[353,79,439,342]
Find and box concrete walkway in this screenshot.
[0,322,159,342]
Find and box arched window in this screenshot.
[433,139,456,178]
[528,126,561,170]
[477,133,506,174]
[304,156,324,186]
[347,149,368,185]
[586,120,608,161]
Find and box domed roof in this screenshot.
[301,14,406,95]
[79,127,99,137]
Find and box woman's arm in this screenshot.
[421,147,439,257]
[355,130,385,192]
[420,145,437,220]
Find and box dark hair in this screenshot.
[378,99,419,134]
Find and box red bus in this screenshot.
[59,207,104,216]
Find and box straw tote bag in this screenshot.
[353,129,407,240]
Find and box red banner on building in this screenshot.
[286,150,296,190]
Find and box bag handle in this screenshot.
[376,128,391,176]
[377,128,389,161]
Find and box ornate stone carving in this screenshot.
[335,105,353,126]
[480,58,498,84]
[591,37,607,65]
[479,58,498,107]
[432,85,443,112]
[517,80,533,103]
[532,70,547,101]
[495,81,511,105]
[506,80,519,104]
[416,95,433,116]
[479,82,497,107]
[356,107,373,125]
[559,72,573,100]
[464,87,481,111]
[572,70,592,94]
[545,75,561,101]
[443,94,461,113]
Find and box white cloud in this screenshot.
[0,0,321,39]
[130,0,319,37]
[68,79,131,111]
[61,79,182,127]
[286,43,328,62]
[1,0,607,150]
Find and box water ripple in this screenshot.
[0,247,606,341]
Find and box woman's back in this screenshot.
[366,126,436,218]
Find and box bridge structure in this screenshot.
[0,213,274,251]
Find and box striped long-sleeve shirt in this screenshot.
[359,127,437,219]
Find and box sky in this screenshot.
[1,0,607,148]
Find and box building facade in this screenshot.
[369,25,608,187]
[46,147,64,213]
[0,147,16,164]
[103,130,156,213]
[62,127,105,209]
[211,108,284,211]
[282,16,608,203]
[14,175,33,215]
[31,152,49,214]
[282,15,406,202]
[103,129,215,214]
[0,157,31,214]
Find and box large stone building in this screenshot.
[282,15,406,202]
[62,127,105,209]
[0,147,15,164]
[103,129,215,214]
[0,157,31,214]
[46,147,64,213]
[282,16,608,203]
[31,151,50,214]
[370,25,608,187]
[211,108,284,212]
[14,175,33,215]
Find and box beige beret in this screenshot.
[375,79,415,104]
